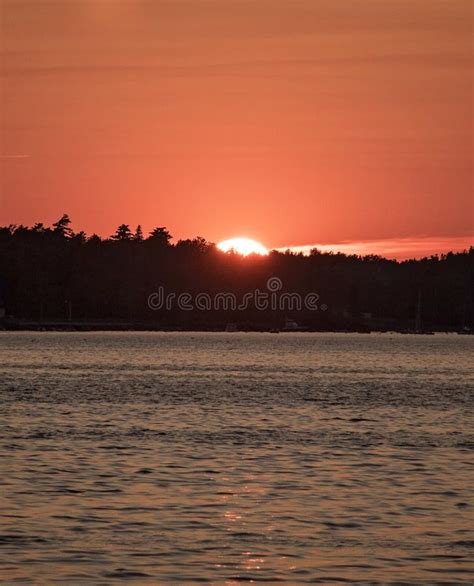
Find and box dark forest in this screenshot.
[1,215,472,332]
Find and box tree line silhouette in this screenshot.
[0,214,472,331]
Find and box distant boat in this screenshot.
[282,317,302,332]
[458,327,473,335]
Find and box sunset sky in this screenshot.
[1,0,472,258]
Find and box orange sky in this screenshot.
[1,0,472,257]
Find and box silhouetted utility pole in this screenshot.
[65,300,72,322]
[415,288,422,332]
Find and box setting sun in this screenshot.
[217,238,269,256]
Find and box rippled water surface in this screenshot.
[1,332,473,584]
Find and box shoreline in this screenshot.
[1,321,471,335]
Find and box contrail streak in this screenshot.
[0,154,30,159]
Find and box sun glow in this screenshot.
[217,237,269,256]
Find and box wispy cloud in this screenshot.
[277,236,473,261]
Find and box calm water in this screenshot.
[1,332,473,584]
